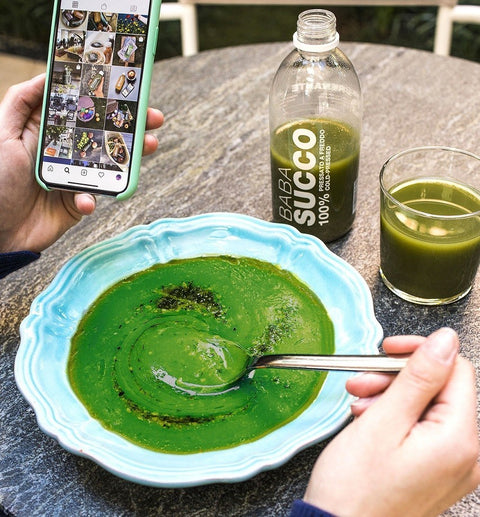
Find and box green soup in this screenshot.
[68,256,334,453]
[271,118,360,242]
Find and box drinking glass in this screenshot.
[379,146,480,305]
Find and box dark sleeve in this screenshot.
[0,251,40,279]
[290,500,337,517]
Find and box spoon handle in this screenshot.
[253,354,408,373]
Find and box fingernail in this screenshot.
[351,395,379,415]
[424,327,458,364]
[350,397,364,412]
[31,73,46,81]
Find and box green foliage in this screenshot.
[195,4,480,62]
[0,0,52,58]
[0,0,52,46]
[0,1,479,62]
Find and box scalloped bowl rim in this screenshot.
[15,212,382,487]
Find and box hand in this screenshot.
[0,74,164,253]
[347,333,428,417]
[304,328,480,517]
[93,76,105,98]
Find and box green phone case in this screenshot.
[35,0,162,200]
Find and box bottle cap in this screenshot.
[293,31,340,53]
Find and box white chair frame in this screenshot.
[435,4,480,55]
[159,2,199,56]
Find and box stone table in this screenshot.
[1,42,480,516]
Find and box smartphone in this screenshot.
[35,0,162,200]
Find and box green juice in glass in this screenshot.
[271,118,360,242]
[380,177,480,303]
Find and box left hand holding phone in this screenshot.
[0,73,163,254]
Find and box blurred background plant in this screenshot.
[0,0,479,62]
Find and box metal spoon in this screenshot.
[250,353,408,373]
[185,353,409,395]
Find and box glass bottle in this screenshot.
[88,70,105,96]
[269,9,362,242]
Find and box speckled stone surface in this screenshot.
[1,42,480,516]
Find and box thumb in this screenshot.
[362,328,459,441]
[73,192,96,216]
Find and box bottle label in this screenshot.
[271,118,359,242]
[317,128,331,226]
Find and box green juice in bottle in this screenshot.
[269,10,361,242]
[271,118,359,242]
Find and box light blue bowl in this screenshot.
[15,213,382,487]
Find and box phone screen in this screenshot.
[37,0,158,196]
